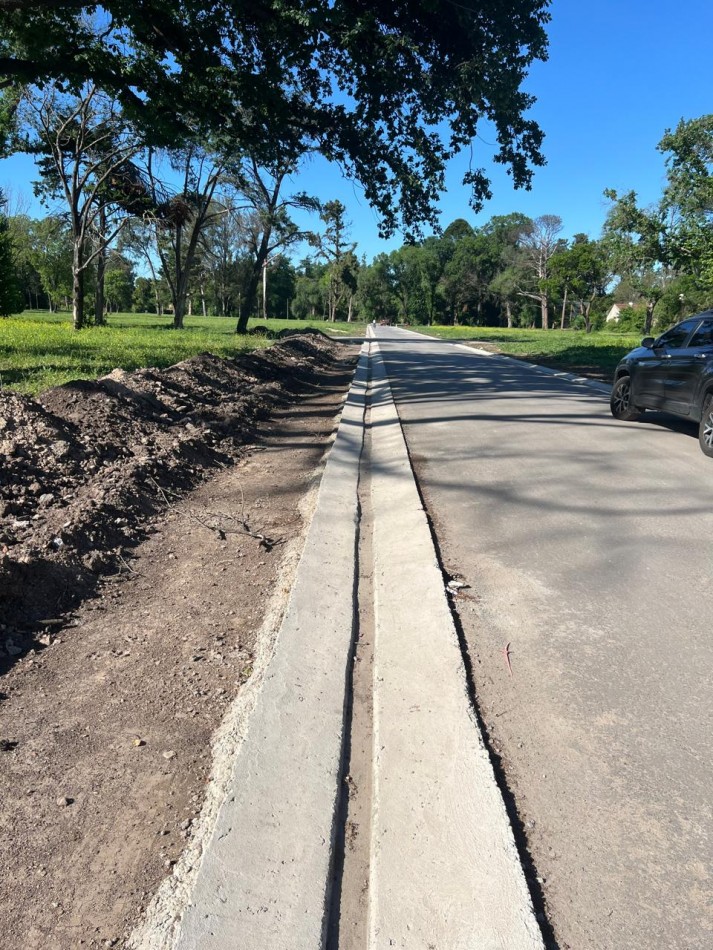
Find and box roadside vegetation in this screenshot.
[0,311,364,395]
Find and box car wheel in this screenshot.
[610,376,641,421]
[698,395,713,457]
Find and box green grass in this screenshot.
[0,311,365,395]
[409,325,643,379]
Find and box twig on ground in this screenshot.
[502,641,513,676]
[118,553,144,577]
[148,474,284,550]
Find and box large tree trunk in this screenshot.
[584,302,593,334]
[236,270,260,333]
[506,300,514,328]
[644,301,656,335]
[72,239,85,330]
[94,205,107,326]
[94,246,106,326]
[540,294,549,330]
[173,296,185,329]
[560,285,568,330]
[236,232,270,334]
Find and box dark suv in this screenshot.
[610,309,713,456]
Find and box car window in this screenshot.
[688,320,713,348]
[656,319,699,349]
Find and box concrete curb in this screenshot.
[367,333,544,949]
[172,345,369,949]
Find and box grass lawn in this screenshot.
[0,311,366,395]
[409,325,643,380]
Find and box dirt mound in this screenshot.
[0,334,349,661]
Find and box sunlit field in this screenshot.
[0,311,365,394]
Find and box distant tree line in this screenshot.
[0,1,550,328]
[3,109,712,332]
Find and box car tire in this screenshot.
[610,376,641,421]
[698,394,713,457]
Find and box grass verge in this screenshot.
[0,312,365,395]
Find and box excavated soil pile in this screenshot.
[0,332,343,659]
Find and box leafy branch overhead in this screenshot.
[0,0,551,235]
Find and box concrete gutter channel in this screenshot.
[164,333,545,948]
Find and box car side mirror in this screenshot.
[641,337,655,349]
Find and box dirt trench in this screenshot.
[0,333,359,948]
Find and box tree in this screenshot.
[231,157,318,332]
[199,208,247,317]
[27,215,73,310]
[6,212,44,308]
[144,146,229,329]
[658,115,713,289]
[388,245,425,324]
[518,214,563,329]
[547,236,609,332]
[103,255,134,312]
[293,259,329,320]
[603,190,673,334]
[311,200,357,321]
[416,237,449,326]
[1,2,549,237]
[21,84,142,328]
[357,255,396,324]
[0,188,21,315]
[483,213,531,327]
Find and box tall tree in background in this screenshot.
[658,115,713,289]
[547,235,609,332]
[0,2,549,238]
[603,190,673,334]
[518,214,563,329]
[144,146,227,329]
[0,187,21,316]
[311,200,357,321]
[21,84,142,328]
[231,158,318,332]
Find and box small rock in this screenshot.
[447,579,469,591]
[162,750,176,760]
[38,493,55,506]
[49,441,70,458]
[56,796,74,807]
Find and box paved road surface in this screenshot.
[375,326,713,950]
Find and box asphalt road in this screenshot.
[374,326,713,950]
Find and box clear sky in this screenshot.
[2,0,712,260]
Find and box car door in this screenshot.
[633,318,700,409]
[663,318,713,415]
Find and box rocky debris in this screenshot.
[0,334,349,654]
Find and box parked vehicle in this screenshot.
[610,310,713,456]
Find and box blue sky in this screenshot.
[2,0,712,260]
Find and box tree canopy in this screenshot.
[1,0,550,235]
